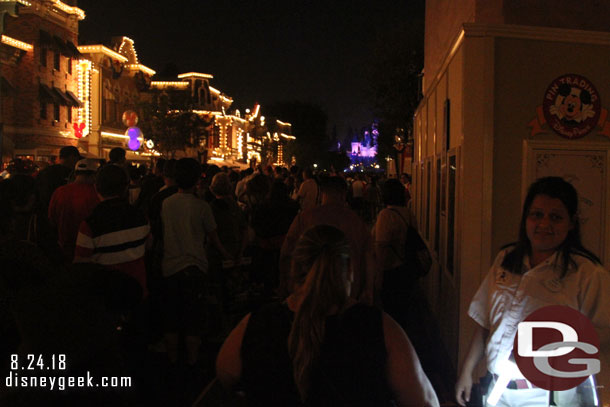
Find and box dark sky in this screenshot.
[77,0,424,137]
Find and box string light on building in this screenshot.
[77,59,92,138]
[3,0,32,7]
[150,81,189,89]
[236,129,244,159]
[247,150,261,163]
[77,45,128,62]
[248,104,260,121]
[101,131,144,143]
[125,64,156,76]
[118,37,137,62]
[1,35,33,51]
[277,143,283,165]
[55,0,85,19]
[177,72,214,79]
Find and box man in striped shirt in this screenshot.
[74,164,150,297]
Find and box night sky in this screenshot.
[77,0,425,137]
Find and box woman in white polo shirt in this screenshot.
[455,177,610,407]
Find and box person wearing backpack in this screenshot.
[373,178,421,332]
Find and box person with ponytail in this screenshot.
[217,224,439,406]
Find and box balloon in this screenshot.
[126,127,142,151]
[122,110,139,127]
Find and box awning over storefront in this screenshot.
[65,41,83,59]
[52,35,70,56]
[38,84,57,103]
[1,76,15,94]
[52,87,71,106]
[39,30,52,48]
[65,90,83,107]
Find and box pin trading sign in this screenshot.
[529,74,610,139]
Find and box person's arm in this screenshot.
[384,312,439,407]
[373,210,397,268]
[73,221,94,263]
[278,214,301,296]
[361,233,378,305]
[216,313,251,389]
[237,227,249,262]
[455,324,488,407]
[208,229,232,260]
[47,189,59,229]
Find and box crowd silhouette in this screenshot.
[0,148,446,407]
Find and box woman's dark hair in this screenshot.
[269,179,290,201]
[96,164,128,198]
[108,147,126,163]
[382,178,406,206]
[246,173,270,202]
[501,176,600,278]
[175,158,201,190]
[162,159,177,179]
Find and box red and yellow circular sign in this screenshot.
[542,74,601,139]
[514,305,600,391]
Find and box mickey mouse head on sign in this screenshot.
[73,122,86,138]
[542,74,601,139]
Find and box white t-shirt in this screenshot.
[468,248,610,375]
[373,206,412,271]
[161,192,217,277]
[351,180,365,198]
[297,178,319,212]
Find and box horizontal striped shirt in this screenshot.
[74,198,149,294]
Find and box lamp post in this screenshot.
[0,1,24,168]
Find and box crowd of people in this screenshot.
[1,145,606,407]
[1,146,429,405]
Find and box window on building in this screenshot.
[104,98,116,123]
[115,101,121,123]
[67,57,72,74]
[67,105,72,123]
[54,103,60,121]
[40,101,47,119]
[40,48,47,67]
[54,52,60,71]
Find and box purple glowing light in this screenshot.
[126,127,142,151]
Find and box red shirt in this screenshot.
[48,182,99,262]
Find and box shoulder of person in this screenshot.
[375,207,393,220]
[570,251,606,274]
[495,245,515,262]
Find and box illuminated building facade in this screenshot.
[78,36,157,160]
[149,75,294,167]
[0,1,293,167]
[0,0,85,164]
